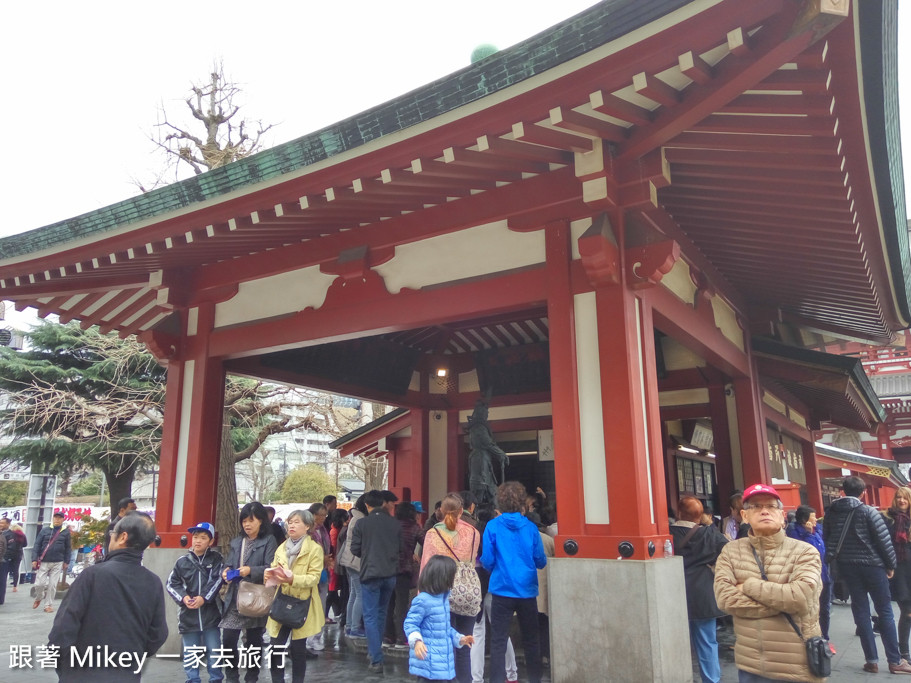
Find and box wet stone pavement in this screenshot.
[0,582,890,682]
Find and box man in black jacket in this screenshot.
[823,476,911,674]
[32,512,71,613]
[351,489,401,673]
[48,511,168,682]
[167,522,224,683]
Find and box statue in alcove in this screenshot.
[467,397,509,506]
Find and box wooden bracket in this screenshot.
[626,240,680,289]
[320,245,397,307]
[578,214,621,287]
[137,328,180,364]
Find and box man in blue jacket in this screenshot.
[480,481,546,683]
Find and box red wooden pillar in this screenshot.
[595,278,663,557]
[544,222,585,544]
[708,382,736,510]
[802,438,825,514]
[733,357,771,486]
[154,304,225,546]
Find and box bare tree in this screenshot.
[240,449,277,503]
[137,62,275,190]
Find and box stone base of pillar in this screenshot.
[144,547,187,655]
[548,556,692,682]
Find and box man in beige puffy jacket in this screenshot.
[714,484,824,683]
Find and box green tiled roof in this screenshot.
[0,0,691,260]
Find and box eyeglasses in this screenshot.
[746,503,780,512]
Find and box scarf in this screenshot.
[285,535,305,567]
[895,512,911,563]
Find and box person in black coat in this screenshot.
[219,502,277,683]
[351,489,401,673]
[823,476,911,674]
[48,512,167,682]
[669,496,727,683]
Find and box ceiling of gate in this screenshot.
[0,1,903,348]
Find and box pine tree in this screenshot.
[0,321,166,514]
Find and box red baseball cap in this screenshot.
[742,483,781,503]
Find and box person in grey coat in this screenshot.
[219,502,277,683]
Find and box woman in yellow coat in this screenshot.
[266,509,325,683]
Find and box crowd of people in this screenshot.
[672,475,911,683]
[27,472,911,682]
[12,484,556,683]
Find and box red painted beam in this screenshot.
[193,167,579,297]
[209,267,548,359]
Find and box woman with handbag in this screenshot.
[220,502,278,683]
[420,493,481,683]
[266,509,325,683]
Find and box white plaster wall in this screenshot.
[574,291,609,524]
[374,221,545,294]
[172,360,194,526]
[570,217,594,259]
[713,296,744,351]
[214,265,335,328]
[458,370,480,394]
[661,259,698,304]
[659,388,710,407]
[428,412,448,507]
[635,298,655,524]
[458,402,553,423]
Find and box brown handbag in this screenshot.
[234,538,278,618]
[236,580,277,618]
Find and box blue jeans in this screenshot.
[840,563,901,665]
[361,575,395,665]
[182,627,224,683]
[689,618,721,683]
[346,571,364,631]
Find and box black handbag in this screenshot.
[269,589,311,629]
[751,547,832,678]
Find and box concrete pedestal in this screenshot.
[548,556,692,683]
[144,547,187,655]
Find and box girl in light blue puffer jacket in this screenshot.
[406,555,474,681]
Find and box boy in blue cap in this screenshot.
[167,522,225,683]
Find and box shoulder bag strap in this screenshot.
[750,545,805,641]
[832,507,858,561]
[38,528,63,563]
[676,525,702,550]
[434,528,463,562]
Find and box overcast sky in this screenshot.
[0,1,908,330]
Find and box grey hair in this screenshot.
[744,499,783,510]
[286,509,314,527]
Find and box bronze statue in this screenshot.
[467,398,509,506]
